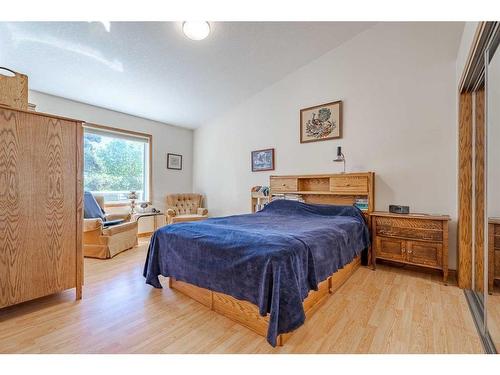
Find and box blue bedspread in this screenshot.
[143,200,370,346]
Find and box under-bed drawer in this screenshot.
[302,278,330,314]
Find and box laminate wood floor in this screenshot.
[0,241,484,353]
[487,292,500,351]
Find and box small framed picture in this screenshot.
[300,100,342,143]
[167,153,182,170]
[251,148,275,172]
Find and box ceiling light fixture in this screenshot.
[182,21,210,41]
[87,21,111,32]
[101,21,111,33]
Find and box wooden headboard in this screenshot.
[269,172,375,217]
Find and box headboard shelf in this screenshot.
[269,172,375,215]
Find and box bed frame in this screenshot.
[169,172,375,346]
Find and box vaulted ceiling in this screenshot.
[0,22,377,128]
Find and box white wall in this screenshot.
[456,22,479,87]
[194,23,462,268]
[29,90,194,213]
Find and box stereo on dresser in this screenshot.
[389,205,410,214]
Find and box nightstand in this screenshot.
[370,212,450,284]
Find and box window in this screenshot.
[83,124,151,204]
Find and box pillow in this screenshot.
[84,191,106,221]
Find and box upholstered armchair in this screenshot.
[93,195,132,222]
[83,193,138,259]
[166,193,208,224]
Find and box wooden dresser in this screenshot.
[0,105,83,308]
[488,218,500,293]
[371,212,450,283]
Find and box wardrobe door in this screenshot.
[29,113,78,298]
[0,109,79,308]
[0,108,33,307]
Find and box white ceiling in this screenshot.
[0,22,377,128]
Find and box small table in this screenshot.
[133,212,164,232]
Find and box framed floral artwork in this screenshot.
[300,100,342,143]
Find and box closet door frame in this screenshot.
[458,21,499,353]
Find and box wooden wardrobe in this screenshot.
[0,105,83,308]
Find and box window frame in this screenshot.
[83,122,153,207]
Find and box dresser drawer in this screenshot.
[376,225,443,242]
[330,175,368,193]
[374,216,443,230]
[495,250,500,279]
[270,177,298,192]
[494,235,500,249]
[495,225,500,236]
[375,237,406,262]
[406,241,442,268]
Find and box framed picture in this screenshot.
[251,148,275,172]
[167,153,182,170]
[300,100,342,143]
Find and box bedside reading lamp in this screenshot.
[334,146,346,173]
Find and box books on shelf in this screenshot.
[354,198,368,211]
[251,185,270,196]
[272,193,305,203]
[269,192,368,211]
[252,187,270,212]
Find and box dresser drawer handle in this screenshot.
[379,230,395,236]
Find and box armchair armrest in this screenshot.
[105,212,131,222]
[166,208,177,217]
[197,207,208,216]
[84,218,103,232]
[102,221,138,236]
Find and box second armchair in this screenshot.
[166,193,208,224]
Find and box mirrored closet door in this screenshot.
[460,21,500,353]
[486,37,500,352]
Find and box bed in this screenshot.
[144,172,374,346]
